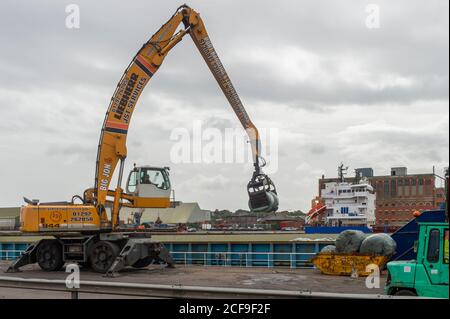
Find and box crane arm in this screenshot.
[93,7,187,216]
[182,10,262,170]
[182,8,278,213]
[94,5,278,226]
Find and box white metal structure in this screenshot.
[321,177,376,227]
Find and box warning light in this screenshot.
[413,210,421,218]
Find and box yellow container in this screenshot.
[311,252,390,277]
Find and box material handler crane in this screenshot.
[7,5,278,275]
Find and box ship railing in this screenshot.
[0,249,23,261]
[1,249,317,269]
[171,251,316,269]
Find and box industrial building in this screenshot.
[370,169,436,228]
[121,202,211,225]
[258,213,305,230]
[435,187,447,209]
[222,212,258,228]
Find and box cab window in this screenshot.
[127,171,138,193]
[140,169,170,190]
[427,229,440,263]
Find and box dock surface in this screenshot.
[0,260,385,299]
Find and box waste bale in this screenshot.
[320,245,337,253]
[360,233,397,256]
[335,230,366,253]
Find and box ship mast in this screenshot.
[338,163,349,183]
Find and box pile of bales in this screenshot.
[320,230,396,256]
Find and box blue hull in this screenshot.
[304,226,373,234]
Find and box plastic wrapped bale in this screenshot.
[360,233,397,256]
[335,230,366,253]
[320,245,337,253]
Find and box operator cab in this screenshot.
[126,166,171,199]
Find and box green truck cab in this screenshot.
[385,222,449,298]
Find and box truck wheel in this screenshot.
[89,241,120,273]
[394,289,416,296]
[36,240,64,271]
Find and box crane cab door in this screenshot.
[126,167,171,207]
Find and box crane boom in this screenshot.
[184,13,261,168]
[93,8,186,220]
[93,5,278,227]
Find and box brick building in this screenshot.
[258,213,304,230]
[318,167,441,228]
[435,187,446,209]
[371,170,435,227]
[225,213,258,228]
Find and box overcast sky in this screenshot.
[0,0,448,212]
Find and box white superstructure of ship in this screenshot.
[322,164,376,227]
[307,164,376,228]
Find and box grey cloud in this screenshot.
[0,0,448,212]
[1,0,447,107]
[45,143,97,162]
[203,117,236,131]
[337,119,449,167]
[309,144,326,155]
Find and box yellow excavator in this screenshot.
[7,5,278,275]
